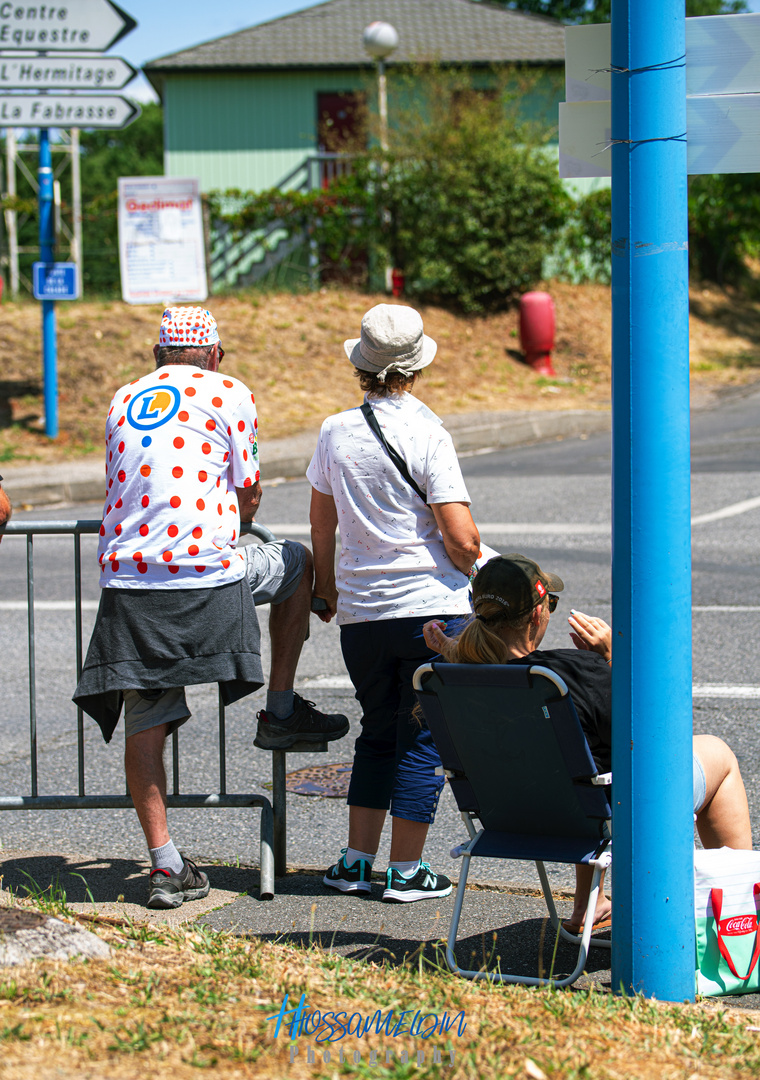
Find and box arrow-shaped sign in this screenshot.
[566,13,760,102]
[0,53,136,90]
[0,93,140,128]
[560,95,760,178]
[0,0,136,53]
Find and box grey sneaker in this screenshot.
[147,857,210,910]
[254,693,349,750]
[382,862,452,904]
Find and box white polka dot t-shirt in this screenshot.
[307,393,472,624]
[97,365,260,588]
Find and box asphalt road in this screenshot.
[2,385,760,894]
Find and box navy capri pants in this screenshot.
[341,614,459,823]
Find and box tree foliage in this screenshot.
[485,0,746,21]
[77,102,164,293]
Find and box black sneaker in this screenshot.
[254,693,349,750]
[323,849,372,894]
[382,862,452,904]
[147,857,210,910]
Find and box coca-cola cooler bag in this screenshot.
[695,846,760,996]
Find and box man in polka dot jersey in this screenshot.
[74,307,348,909]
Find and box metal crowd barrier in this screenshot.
[0,519,303,901]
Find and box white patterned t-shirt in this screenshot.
[97,365,260,588]
[307,393,472,625]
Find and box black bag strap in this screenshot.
[360,402,427,503]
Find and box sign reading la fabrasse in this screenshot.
[0,0,136,52]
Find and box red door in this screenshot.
[316,92,366,187]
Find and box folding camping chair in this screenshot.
[413,661,612,988]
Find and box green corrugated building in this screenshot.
[144,0,565,195]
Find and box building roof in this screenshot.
[144,0,565,76]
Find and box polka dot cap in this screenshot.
[159,306,220,347]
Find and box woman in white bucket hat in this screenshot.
[307,303,481,903]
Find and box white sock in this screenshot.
[149,839,184,874]
[389,859,420,878]
[345,847,376,867]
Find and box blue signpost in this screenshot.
[38,130,58,441]
[610,0,695,999]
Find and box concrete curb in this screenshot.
[1,408,611,509]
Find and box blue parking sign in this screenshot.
[33,262,79,301]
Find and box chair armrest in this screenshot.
[591,772,612,787]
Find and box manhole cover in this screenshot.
[0,908,46,931]
[285,762,353,798]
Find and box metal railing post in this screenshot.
[272,750,287,876]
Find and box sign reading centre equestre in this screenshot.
[0,0,136,52]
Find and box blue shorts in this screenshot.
[340,615,456,824]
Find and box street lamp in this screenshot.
[363,20,398,152]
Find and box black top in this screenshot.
[508,649,612,772]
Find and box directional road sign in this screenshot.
[0,93,139,128]
[561,12,760,177]
[560,95,760,177]
[33,261,79,301]
[0,0,136,53]
[566,13,760,101]
[0,53,137,90]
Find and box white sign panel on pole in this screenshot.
[560,95,760,178]
[0,93,139,127]
[0,0,135,52]
[0,53,137,90]
[118,177,208,306]
[566,13,760,102]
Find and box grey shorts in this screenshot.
[244,539,306,606]
[123,687,191,739]
[122,541,306,738]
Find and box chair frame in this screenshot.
[414,661,612,988]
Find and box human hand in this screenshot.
[568,609,612,663]
[311,588,338,624]
[423,620,458,661]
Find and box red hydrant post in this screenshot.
[391,268,405,298]
[519,291,556,376]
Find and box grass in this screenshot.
[1,279,759,466]
[0,901,759,1079]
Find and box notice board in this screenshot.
[118,176,208,305]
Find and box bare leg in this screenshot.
[124,723,170,849]
[389,817,430,863]
[694,734,752,849]
[348,806,387,854]
[346,807,430,863]
[566,865,611,930]
[268,547,313,692]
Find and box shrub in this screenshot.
[380,79,571,312]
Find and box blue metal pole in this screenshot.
[38,128,58,440]
[610,0,694,1001]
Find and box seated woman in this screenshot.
[422,553,752,934]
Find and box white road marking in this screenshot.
[692,685,760,699]
[262,494,760,538]
[0,600,99,611]
[691,495,760,525]
[297,677,760,698]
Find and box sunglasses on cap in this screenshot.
[217,343,225,363]
[547,594,559,613]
